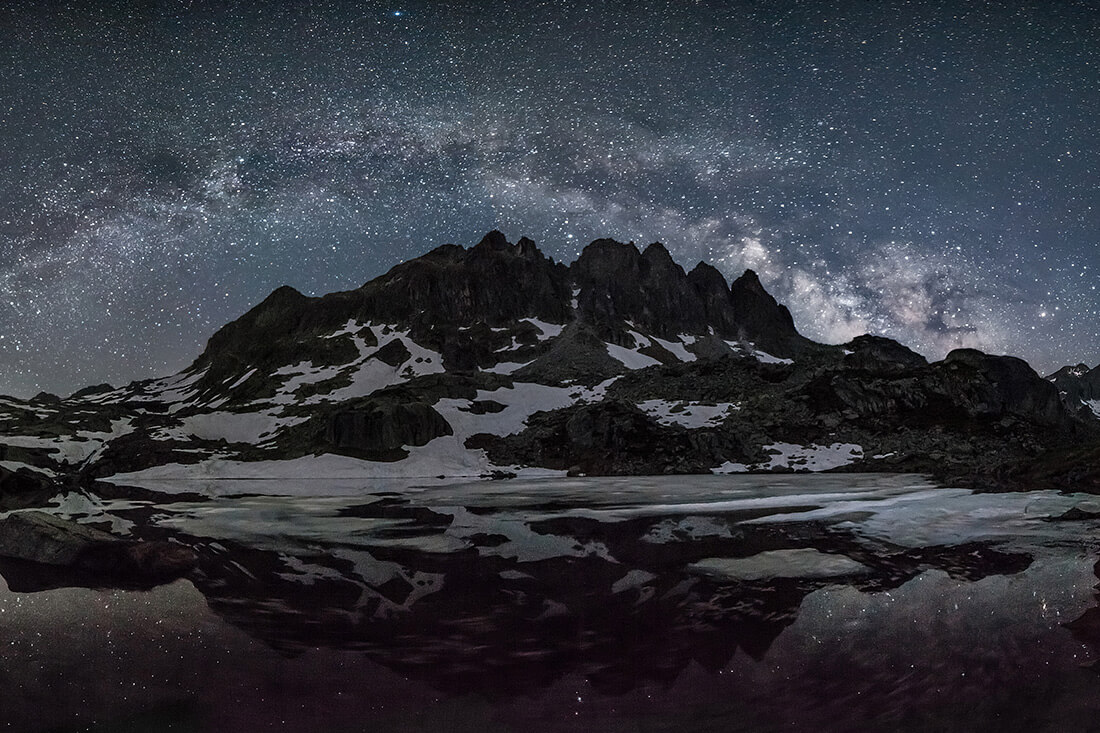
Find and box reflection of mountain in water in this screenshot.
[159,494,1032,699]
[1066,558,1100,663]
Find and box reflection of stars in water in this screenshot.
[1,2,1098,395]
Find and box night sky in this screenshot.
[2,1,1097,397]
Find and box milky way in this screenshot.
[1,1,1097,396]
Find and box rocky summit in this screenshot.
[1,231,1097,494]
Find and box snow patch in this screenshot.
[651,335,697,363]
[611,569,657,593]
[712,443,863,473]
[226,368,258,390]
[521,317,564,341]
[2,419,134,465]
[758,442,863,471]
[642,516,734,543]
[177,410,308,444]
[606,342,661,370]
[137,368,208,407]
[485,361,530,375]
[263,324,447,405]
[106,378,618,482]
[636,399,738,428]
[690,549,870,581]
[711,461,750,474]
[753,350,794,365]
[722,340,794,365]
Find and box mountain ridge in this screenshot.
[0,230,1097,497]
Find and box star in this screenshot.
[0,1,1097,397]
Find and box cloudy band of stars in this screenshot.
[0,0,1097,397]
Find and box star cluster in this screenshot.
[1,1,1097,396]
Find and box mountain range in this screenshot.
[2,230,1100,504]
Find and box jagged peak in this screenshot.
[473,229,511,251]
[687,261,728,289]
[516,236,540,258]
[731,268,762,288]
[572,239,644,282]
[579,237,639,256]
[641,241,673,262]
[261,284,308,306]
[421,243,466,262]
[465,231,551,263]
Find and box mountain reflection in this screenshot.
[8,475,1100,732]
[161,494,1034,698]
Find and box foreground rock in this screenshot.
[0,511,197,588]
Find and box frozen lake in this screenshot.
[4,473,1100,731]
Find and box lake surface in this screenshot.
[4,474,1100,731]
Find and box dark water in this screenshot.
[4,474,1100,732]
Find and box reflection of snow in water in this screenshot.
[690,549,871,581]
[90,473,1100,566]
[8,473,1100,730]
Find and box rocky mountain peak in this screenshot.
[472,229,511,252]
[728,269,803,356]
[192,230,822,391]
[1047,361,1100,414]
[732,268,762,287]
[4,229,1098,494]
[641,241,678,268]
[516,236,541,259]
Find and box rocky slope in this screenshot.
[1047,362,1100,420]
[0,231,1095,492]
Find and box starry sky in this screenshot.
[1,0,1097,397]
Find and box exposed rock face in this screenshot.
[195,232,820,390]
[572,240,704,342]
[0,511,197,585]
[471,336,1094,479]
[470,399,751,476]
[687,262,742,336]
[938,349,1069,427]
[198,284,360,387]
[327,402,453,460]
[349,230,574,328]
[570,241,812,358]
[728,270,808,357]
[511,322,624,386]
[803,345,1071,429]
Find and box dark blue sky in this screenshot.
[1,0,1097,396]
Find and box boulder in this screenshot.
[0,511,197,584]
[938,349,1069,427]
[842,335,928,373]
